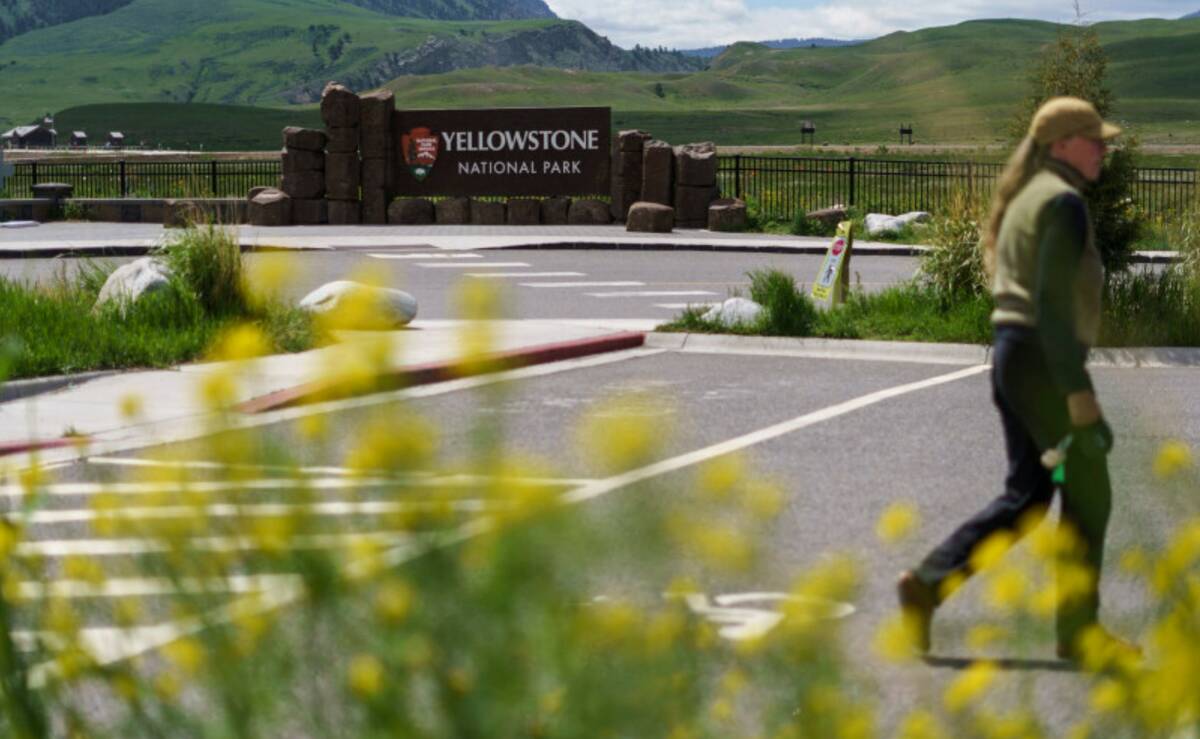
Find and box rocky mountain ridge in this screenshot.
[342,0,554,21]
[0,0,133,44]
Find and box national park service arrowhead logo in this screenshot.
[401,127,438,182]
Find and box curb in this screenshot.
[648,332,1200,368]
[0,436,91,458]
[1,370,120,403]
[491,241,925,257]
[235,331,647,414]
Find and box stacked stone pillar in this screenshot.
[610,129,651,222]
[359,90,394,225]
[640,139,674,206]
[280,127,326,225]
[673,142,718,228]
[322,82,362,225]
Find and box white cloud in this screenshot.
[542,0,1200,49]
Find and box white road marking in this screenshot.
[2,474,593,499]
[586,291,719,298]
[520,281,644,288]
[16,573,301,600]
[467,272,585,278]
[16,531,410,558]
[18,498,497,525]
[654,303,720,309]
[417,262,530,268]
[366,253,482,259]
[87,456,363,476]
[561,364,990,506]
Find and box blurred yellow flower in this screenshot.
[162,637,206,675]
[969,531,1015,572]
[985,567,1028,612]
[874,613,920,662]
[118,393,144,419]
[743,480,785,519]
[1153,440,1194,480]
[347,654,384,698]
[898,709,949,739]
[576,394,673,473]
[708,696,733,722]
[62,555,106,586]
[876,501,919,544]
[698,454,744,500]
[212,323,270,362]
[943,660,997,712]
[374,579,414,624]
[1091,679,1127,713]
[199,369,238,410]
[965,623,1008,650]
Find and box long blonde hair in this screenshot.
[982,135,1048,275]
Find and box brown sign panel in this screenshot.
[392,107,611,197]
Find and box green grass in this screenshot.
[0,229,317,381]
[660,266,1200,347]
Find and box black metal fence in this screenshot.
[718,155,1198,222]
[0,159,281,199]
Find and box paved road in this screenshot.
[1,248,920,320]
[20,340,1200,733]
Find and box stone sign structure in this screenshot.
[392,107,611,198]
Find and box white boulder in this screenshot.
[299,281,418,328]
[702,297,763,326]
[94,257,173,312]
[865,211,931,236]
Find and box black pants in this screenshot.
[914,324,1112,646]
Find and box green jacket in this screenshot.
[991,158,1104,393]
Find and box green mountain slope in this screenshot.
[0,0,134,44]
[342,0,555,20]
[0,0,700,129]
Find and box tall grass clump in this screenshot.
[918,191,988,301]
[1100,267,1200,347]
[746,268,819,335]
[158,223,246,317]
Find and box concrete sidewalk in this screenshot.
[0,222,1180,262]
[0,319,657,468]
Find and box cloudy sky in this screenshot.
[541,0,1199,49]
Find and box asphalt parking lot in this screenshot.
[15,341,1200,732]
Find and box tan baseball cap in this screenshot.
[1029,97,1121,145]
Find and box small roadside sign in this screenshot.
[0,150,13,194]
[811,220,854,306]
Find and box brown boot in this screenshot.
[897,570,936,654]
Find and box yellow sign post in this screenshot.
[811,220,854,306]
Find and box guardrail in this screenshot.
[0,159,281,199]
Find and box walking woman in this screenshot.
[896,97,1136,662]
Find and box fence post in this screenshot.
[119,160,128,198]
[734,154,742,199]
[31,161,38,189]
[210,160,218,196]
[847,157,857,207]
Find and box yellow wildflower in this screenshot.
[966,623,1008,650]
[374,579,414,624]
[118,393,144,419]
[212,323,269,362]
[1153,440,1194,480]
[697,454,744,500]
[898,709,949,739]
[874,613,920,662]
[876,501,920,544]
[1090,679,1127,713]
[162,637,206,675]
[347,654,385,698]
[969,531,1014,571]
[985,567,1028,612]
[943,660,998,712]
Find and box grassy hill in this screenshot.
[0,0,699,130]
[11,15,1200,148]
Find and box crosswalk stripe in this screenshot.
[521,281,644,288]
[16,531,411,558]
[367,253,482,259]
[417,262,530,268]
[587,291,719,298]
[18,498,497,525]
[467,272,585,278]
[16,573,302,600]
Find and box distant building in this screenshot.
[107,131,125,149]
[1,116,57,148]
[71,131,88,148]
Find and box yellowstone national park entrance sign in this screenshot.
[392,107,611,197]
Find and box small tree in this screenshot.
[1011,7,1142,270]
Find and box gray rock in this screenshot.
[674,142,718,187]
[540,197,570,225]
[388,198,435,225]
[327,200,361,225]
[641,140,674,205]
[806,205,848,231]
[470,200,505,225]
[507,199,541,225]
[325,153,360,200]
[325,126,359,154]
[321,82,360,129]
[282,148,325,172]
[707,198,747,232]
[299,281,418,328]
[280,170,325,200]
[674,184,718,227]
[435,197,471,225]
[249,188,292,226]
[626,202,674,233]
[292,198,328,226]
[362,189,388,225]
[94,257,173,311]
[568,199,612,225]
[702,297,763,326]
[283,126,326,152]
[247,186,270,201]
[865,213,904,236]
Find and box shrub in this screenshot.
[1089,138,1146,271]
[747,268,818,335]
[158,223,246,316]
[918,191,988,300]
[1100,266,1200,346]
